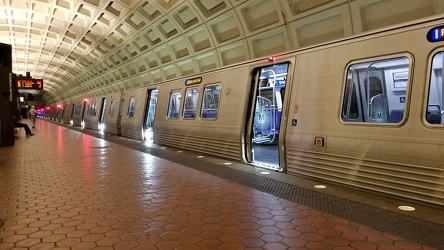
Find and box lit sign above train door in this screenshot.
[427,25,444,42]
[185,77,202,86]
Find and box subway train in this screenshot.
[44,16,444,206]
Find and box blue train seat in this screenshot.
[201,110,217,119]
[426,105,442,124]
[388,109,403,123]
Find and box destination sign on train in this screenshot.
[16,78,44,90]
[427,25,444,42]
[185,77,202,86]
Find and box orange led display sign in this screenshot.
[34,79,43,89]
[16,78,43,90]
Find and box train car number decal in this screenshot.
[427,25,444,42]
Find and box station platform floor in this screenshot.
[1,118,444,250]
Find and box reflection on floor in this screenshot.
[0,118,442,250]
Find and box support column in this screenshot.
[0,43,14,147]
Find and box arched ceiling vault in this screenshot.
[0,0,443,103]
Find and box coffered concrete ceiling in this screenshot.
[0,0,443,103]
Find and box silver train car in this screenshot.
[48,17,444,206]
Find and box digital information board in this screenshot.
[16,78,43,90]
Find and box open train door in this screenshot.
[81,100,87,127]
[70,103,75,124]
[143,88,158,143]
[116,98,124,135]
[246,62,289,170]
[98,97,107,131]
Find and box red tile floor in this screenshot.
[0,119,439,249]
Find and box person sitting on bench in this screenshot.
[14,116,34,136]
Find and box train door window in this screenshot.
[127,96,136,118]
[341,56,411,124]
[167,90,182,119]
[93,101,97,116]
[90,101,97,116]
[75,104,81,115]
[426,51,444,125]
[200,84,221,120]
[89,102,93,116]
[109,99,116,117]
[86,103,91,116]
[183,88,199,119]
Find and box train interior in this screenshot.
[342,52,444,125]
[250,63,288,170]
[428,51,444,124]
[342,56,410,123]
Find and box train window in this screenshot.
[75,104,81,116]
[342,71,359,119]
[88,102,92,116]
[200,84,221,120]
[127,96,136,118]
[167,90,182,119]
[183,88,199,119]
[426,51,444,125]
[109,99,116,117]
[89,101,97,116]
[342,56,411,124]
[93,101,97,116]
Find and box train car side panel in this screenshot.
[153,67,252,161]
[71,99,85,127]
[285,20,444,205]
[83,96,103,131]
[102,92,122,135]
[119,88,148,140]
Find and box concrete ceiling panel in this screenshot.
[0,0,441,102]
